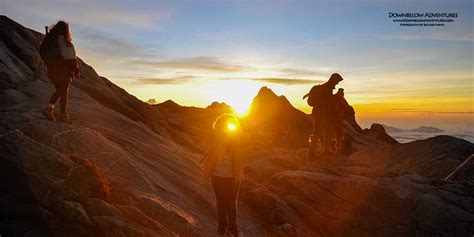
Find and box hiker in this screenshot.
[335,88,363,133]
[201,114,243,236]
[303,73,343,156]
[40,21,80,124]
[333,88,346,153]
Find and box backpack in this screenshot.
[306,85,324,107]
[39,35,62,65]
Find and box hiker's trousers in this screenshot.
[211,175,241,233]
[49,78,71,114]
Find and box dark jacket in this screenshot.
[202,134,243,182]
[47,36,80,80]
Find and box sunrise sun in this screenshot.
[203,79,259,117]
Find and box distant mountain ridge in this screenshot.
[382,124,445,133]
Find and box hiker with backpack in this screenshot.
[40,21,79,124]
[303,73,343,156]
[201,114,243,236]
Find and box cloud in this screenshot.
[131,74,324,86]
[132,75,196,85]
[252,77,323,85]
[79,33,135,49]
[279,68,328,77]
[75,33,158,59]
[131,57,245,72]
[135,74,327,86]
[76,34,137,58]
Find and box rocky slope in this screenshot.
[1,15,473,237]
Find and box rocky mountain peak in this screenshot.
[205,101,232,111]
[253,86,291,107]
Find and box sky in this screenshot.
[1,0,473,131]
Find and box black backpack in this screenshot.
[39,35,62,65]
[306,85,323,107]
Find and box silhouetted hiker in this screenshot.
[304,73,343,157]
[201,114,243,236]
[335,88,363,133]
[40,21,79,124]
[333,88,347,153]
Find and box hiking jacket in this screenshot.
[335,96,355,118]
[202,135,243,182]
[314,83,338,119]
[47,36,80,81]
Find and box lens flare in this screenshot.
[227,122,237,131]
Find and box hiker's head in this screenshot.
[336,88,345,97]
[49,21,72,43]
[328,73,343,88]
[213,113,241,137]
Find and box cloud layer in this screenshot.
[131,57,246,72]
[252,78,323,85]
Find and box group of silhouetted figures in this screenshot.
[304,73,354,157]
[40,21,353,237]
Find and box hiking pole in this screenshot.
[444,154,474,181]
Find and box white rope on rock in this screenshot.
[444,154,474,181]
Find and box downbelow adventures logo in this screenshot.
[389,12,458,26]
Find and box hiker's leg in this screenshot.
[323,120,333,153]
[49,81,62,106]
[312,112,323,153]
[226,179,241,234]
[328,124,336,152]
[341,133,353,155]
[58,79,71,114]
[335,119,343,152]
[211,176,228,232]
[308,112,318,157]
[323,128,330,153]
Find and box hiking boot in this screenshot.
[57,113,73,124]
[42,107,55,121]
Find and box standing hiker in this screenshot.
[333,88,346,153]
[40,21,80,124]
[334,88,363,133]
[304,73,343,156]
[202,114,243,236]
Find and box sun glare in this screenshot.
[232,103,251,117]
[203,79,260,117]
[227,122,237,131]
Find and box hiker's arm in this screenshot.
[60,40,80,79]
[69,44,80,78]
[64,59,80,79]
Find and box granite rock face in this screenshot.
[1,15,473,237]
